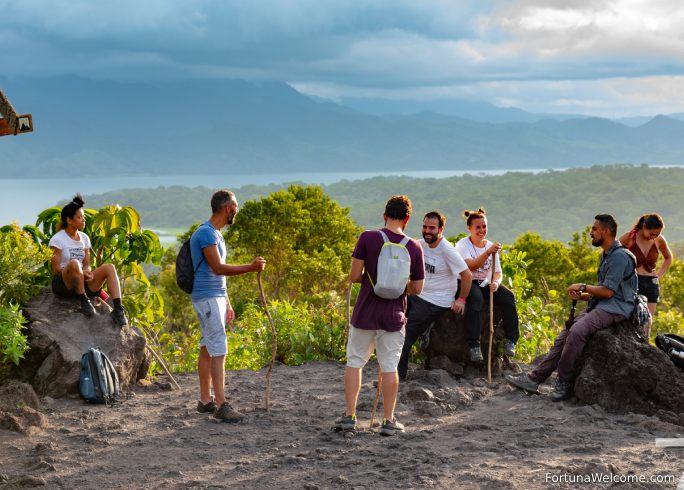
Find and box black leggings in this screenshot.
[465,280,519,347]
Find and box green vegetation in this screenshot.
[81,165,684,245]
[0,222,52,368]
[5,172,684,378]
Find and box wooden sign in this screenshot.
[0,114,33,137]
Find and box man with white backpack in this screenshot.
[334,196,425,435]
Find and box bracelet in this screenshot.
[457,298,466,303]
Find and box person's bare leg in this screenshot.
[345,367,362,416]
[198,346,213,403]
[211,355,226,406]
[87,264,121,298]
[381,372,399,421]
[61,260,85,295]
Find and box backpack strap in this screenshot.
[615,246,638,302]
[399,236,410,247]
[378,230,390,243]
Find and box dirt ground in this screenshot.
[1,359,683,490]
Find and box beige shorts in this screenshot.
[346,325,406,373]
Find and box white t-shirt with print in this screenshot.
[418,238,469,308]
[48,230,91,270]
[455,237,501,284]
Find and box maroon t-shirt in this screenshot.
[351,228,425,332]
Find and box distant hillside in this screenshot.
[3,77,684,178]
[78,164,684,244]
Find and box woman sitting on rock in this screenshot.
[618,213,672,338]
[456,208,519,362]
[49,194,128,325]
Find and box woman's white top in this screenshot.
[48,230,91,270]
[455,237,502,285]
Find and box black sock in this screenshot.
[113,298,122,309]
[78,292,89,302]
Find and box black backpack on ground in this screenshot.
[176,239,205,294]
[655,333,684,372]
[79,348,120,404]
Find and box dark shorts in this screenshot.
[52,273,101,298]
[637,275,659,303]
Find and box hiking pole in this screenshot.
[370,367,382,429]
[145,345,181,391]
[487,250,496,385]
[257,271,277,413]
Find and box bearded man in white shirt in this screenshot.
[397,211,472,382]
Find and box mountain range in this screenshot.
[1,76,683,178]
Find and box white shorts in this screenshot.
[346,326,406,373]
[191,296,227,357]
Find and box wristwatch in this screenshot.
[579,284,587,293]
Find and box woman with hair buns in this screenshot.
[455,208,519,362]
[618,213,672,337]
[48,194,128,325]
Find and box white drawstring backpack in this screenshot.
[369,230,411,299]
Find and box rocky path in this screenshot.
[1,360,683,490]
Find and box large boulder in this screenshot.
[424,298,508,372]
[14,287,150,397]
[574,320,684,416]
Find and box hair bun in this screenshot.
[462,210,471,218]
[71,194,85,207]
[478,207,486,215]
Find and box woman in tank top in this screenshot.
[48,194,128,325]
[455,208,520,362]
[618,213,672,337]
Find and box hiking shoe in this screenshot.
[333,413,356,430]
[506,373,539,394]
[470,347,483,362]
[380,417,405,436]
[214,402,244,423]
[111,306,128,326]
[550,377,572,402]
[81,296,96,317]
[503,340,516,357]
[196,397,217,413]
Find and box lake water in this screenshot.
[1,168,556,228]
[2,168,558,229]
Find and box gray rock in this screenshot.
[472,378,488,388]
[15,287,150,397]
[429,355,464,376]
[17,475,47,487]
[0,380,41,411]
[447,390,473,406]
[414,401,443,417]
[425,369,456,387]
[403,387,435,403]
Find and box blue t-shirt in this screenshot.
[190,221,226,299]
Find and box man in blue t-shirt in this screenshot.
[190,190,266,423]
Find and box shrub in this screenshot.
[0,303,29,366]
[0,222,52,306]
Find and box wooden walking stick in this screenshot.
[257,272,277,413]
[370,367,382,429]
[145,345,181,391]
[487,250,496,385]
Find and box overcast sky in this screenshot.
[2,0,684,117]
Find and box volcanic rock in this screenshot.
[424,300,505,372]
[574,320,684,417]
[14,287,149,397]
[0,380,41,411]
[429,355,464,376]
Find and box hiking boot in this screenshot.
[333,413,356,430]
[196,397,217,413]
[81,296,96,317]
[111,306,128,326]
[470,347,483,362]
[214,402,244,423]
[503,340,516,357]
[506,373,539,394]
[550,377,572,402]
[380,417,405,436]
